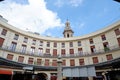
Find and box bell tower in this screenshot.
[63,20,74,38]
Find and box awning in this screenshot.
[0,69,12,75]
[63,66,96,77]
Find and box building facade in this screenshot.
[0,16,120,80]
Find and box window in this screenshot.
[18,56,24,63]
[103,42,109,52]
[37,59,42,65]
[78,41,81,46]
[0,37,4,47]
[115,28,120,36]
[32,39,36,45]
[79,59,84,65]
[67,34,69,38]
[61,42,65,48]
[38,48,43,55]
[117,37,120,47]
[90,45,96,53]
[45,59,49,66]
[10,42,17,51]
[92,57,98,64]
[30,47,35,55]
[101,34,106,41]
[47,42,50,47]
[106,54,113,60]
[21,44,26,53]
[28,58,33,64]
[1,29,7,36]
[89,38,94,44]
[70,59,75,66]
[53,49,57,56]
[14,34,19,40]
[40,41,43,46]
[53,42,57,47]
[46,49,50,53]
[7,54,13,60]
[78,48,83,55]
[70,49,74,55]
[23,37,28,43]
[69,42,73,47]
[62,60,66,66]
[61,49,65,56]
[52,60,57,66]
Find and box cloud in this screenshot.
[0,0,63,34]
[69,0,83,7]
[54,0,64,8]
[54,0,83,7]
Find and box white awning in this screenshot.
[63,66,96,77]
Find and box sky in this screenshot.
[0,0,120,38]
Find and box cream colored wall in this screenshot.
[0,17,120,67]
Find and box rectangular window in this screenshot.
[61,49,65,56]
[92,57,98,64]
[53,42,57,47]
[40,41,43,46]
[101,34,106,41]
[53,49,57,56]
[79,59,84,65]
[61,42,65,48]
[78,48,83,55]
[10,42,17,51]
[89,38,94,44]
[103,42,110,52]
[69,42,73,47]
[62,60,66,66]
[70,49,74,54]
[106,54,113,60]
[45,59,49,66]
[21,44,26,54]
[14,34,19,40]
[90,45,96,53]
[23,37,28,43]
[28,58,33,64]
[32,39,36,45]
[0,37,4,47]
[115,28,120,36]
[47,42,50,47]
[1,29,7,36]
[52,60,57,66]
[37,59,42,65]
[78,41,81,46]
[18,56,24,63]
[46,49,50,53]
[31,47,35,55]
[38,48,43,55]
[117,37,120,47]
[70,59,75,66]
[7,54,13,60]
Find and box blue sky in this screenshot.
[0,0,120,37]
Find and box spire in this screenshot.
[65,19,71,29]
[63,20,74,38]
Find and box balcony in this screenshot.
[0,45,120,58]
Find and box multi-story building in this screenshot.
[0,15,120,80]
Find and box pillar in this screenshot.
[57,57,62,80]
[88,77,93,80]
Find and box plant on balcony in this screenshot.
[104,47,110,52]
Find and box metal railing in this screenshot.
[0,45,120,58]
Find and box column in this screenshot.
[88,77,93,80]
[57,57,62,80]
